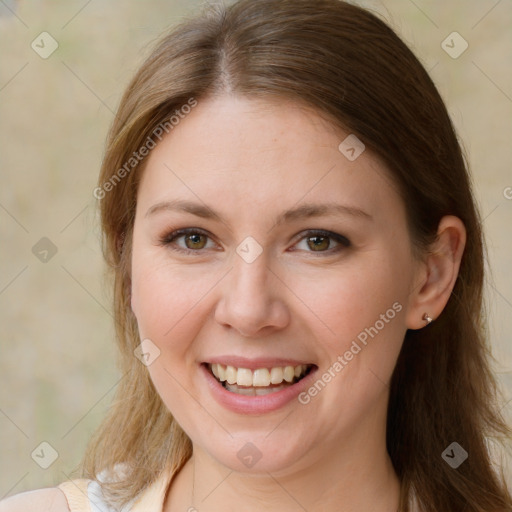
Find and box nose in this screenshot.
[214,251,290,337]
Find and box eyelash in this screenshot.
[159,228,351,256]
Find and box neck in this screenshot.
[165,420,401,512]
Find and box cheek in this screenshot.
[130,245,185,344]
[292,257,410,422]
[130,255,208,422]
[130,248,221,362]
[132,268,197,342]
[296,250,413,406]
[295,251,411,345]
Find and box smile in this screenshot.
[208,363,314,396]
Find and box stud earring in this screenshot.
[422,313,433,325]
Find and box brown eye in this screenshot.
[184,232,207,250]
[306,235,331,252]
[160,228,214,253]
[294,230,351,254]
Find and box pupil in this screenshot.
[309,236,328,251]
[187,234,204,249]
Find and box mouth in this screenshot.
[205,362,315,396]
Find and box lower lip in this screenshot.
[201,364,318,415]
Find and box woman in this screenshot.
[2,0,510,510]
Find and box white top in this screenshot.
[57,465,173,512]
[87,479,131,512]
[58,465,419,512]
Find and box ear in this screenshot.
[406,215,466,330]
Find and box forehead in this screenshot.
[136,94,404,225]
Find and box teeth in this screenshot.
[217,364,226,382]
[209,363,310,388]
[226,365,237,385]
[252,368,270,387]
[225,383,287,396]
[255,385,285,395]
[237,368,253,386]
[270,367,284,384]
[231,384,255,396]
[283,366,295,383]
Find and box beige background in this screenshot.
[0,0,511,498]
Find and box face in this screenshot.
[130,94,421,475]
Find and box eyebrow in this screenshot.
[145,199,372,224]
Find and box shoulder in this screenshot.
[0,487,70,512]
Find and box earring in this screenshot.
[422,313,433,325]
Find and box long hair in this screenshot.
[82,1,512,510]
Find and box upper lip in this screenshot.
[204,356,315,370]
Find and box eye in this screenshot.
[293,229,351,254]
[159,228,216,254]
[159,228,350,256]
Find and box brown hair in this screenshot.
[82,1,512,510]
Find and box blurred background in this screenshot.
[0,0,511,497]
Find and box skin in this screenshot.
[129,94,466,512]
